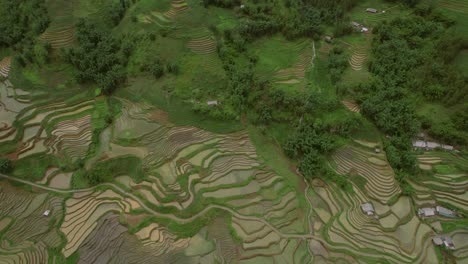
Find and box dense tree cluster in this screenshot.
[284,122,351,189]
[0,0,49,47]
[204,0,360,41]
[359,6,467,149]
[64,20,133,94]
[105,0,132,26]
[327,47,349,84]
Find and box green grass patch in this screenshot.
[433,164,463,174]
[88,155,144,183]
[247,125,300,190]
[116,77,242,133]
[251,35,309,78]
[453,49,468,77]
[351,117,381,142]
[416,102,452,123]
[441,218,468,233]
[13,153,59,181]
[349,0,411,27]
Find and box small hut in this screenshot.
[207,100,218,106]
[361,202,375,216]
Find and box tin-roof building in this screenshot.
[436,206,457,218]
[361,202,375,216]
[418,208,436,217]
[433,235,456,250]
[366,8,378,13]
[207,100,218,106]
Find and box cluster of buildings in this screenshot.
[433,236,455,250]
[418,206,458,218]
[351,21,369,33]
[350,8,381,33]
[412,132,454,151]
[419,206,458,250]
[412,140,454,151]
[360,202,458,250]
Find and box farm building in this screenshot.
[361,202,375,216]
[433,236,455,250]
[361,27,369,33]
[413,140,426,148]
[426,142,441,149]
[366,8,378,13]
[441,145,454,151]
[436,206,457,218]
[351,21,361,27]
[432,237,443,246]
[43,210,51,217]
[418,208,436,217]
[412,140,454,151]
[207,100,218,106]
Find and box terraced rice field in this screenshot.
[0,56,12,78]
[439,0,468,14]
[0,90,314,262]
[274,42,313,84]
[332,141,401,203]
[342,100,361,113]
[349,45,368,71]
[187,32,217,55]
[0,83,95,161]
[310,176,438,263]
[0,182,64,263]
[2,81,465,262]
[53,105,311,261]
[164,0,189,19]
[412,152,468,212]
[39,0,75,49]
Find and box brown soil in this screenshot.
[150,109,170,124]
[124,213,148,227]
[311,178,326,187]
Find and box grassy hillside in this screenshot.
[0,0,467,263]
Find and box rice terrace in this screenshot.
[0,0,467,263]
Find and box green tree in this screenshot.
[0,158,12,173]
[148,56,164,79]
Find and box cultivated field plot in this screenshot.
[412,151,468,211]
[349,0,411,28]
[310,180,438,263]
[0,79,95,163]
[331,140,401,203]
[1,87,463,263]
[0,182,64,264]
[40,0,75,49]
[251,36,313,90]
[0,87,313,262]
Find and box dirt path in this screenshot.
[311,41,316,67]
[0,173,315,240]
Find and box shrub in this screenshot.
[148,56,164,79]
[166,62,179,74]
[0,158,12,173]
